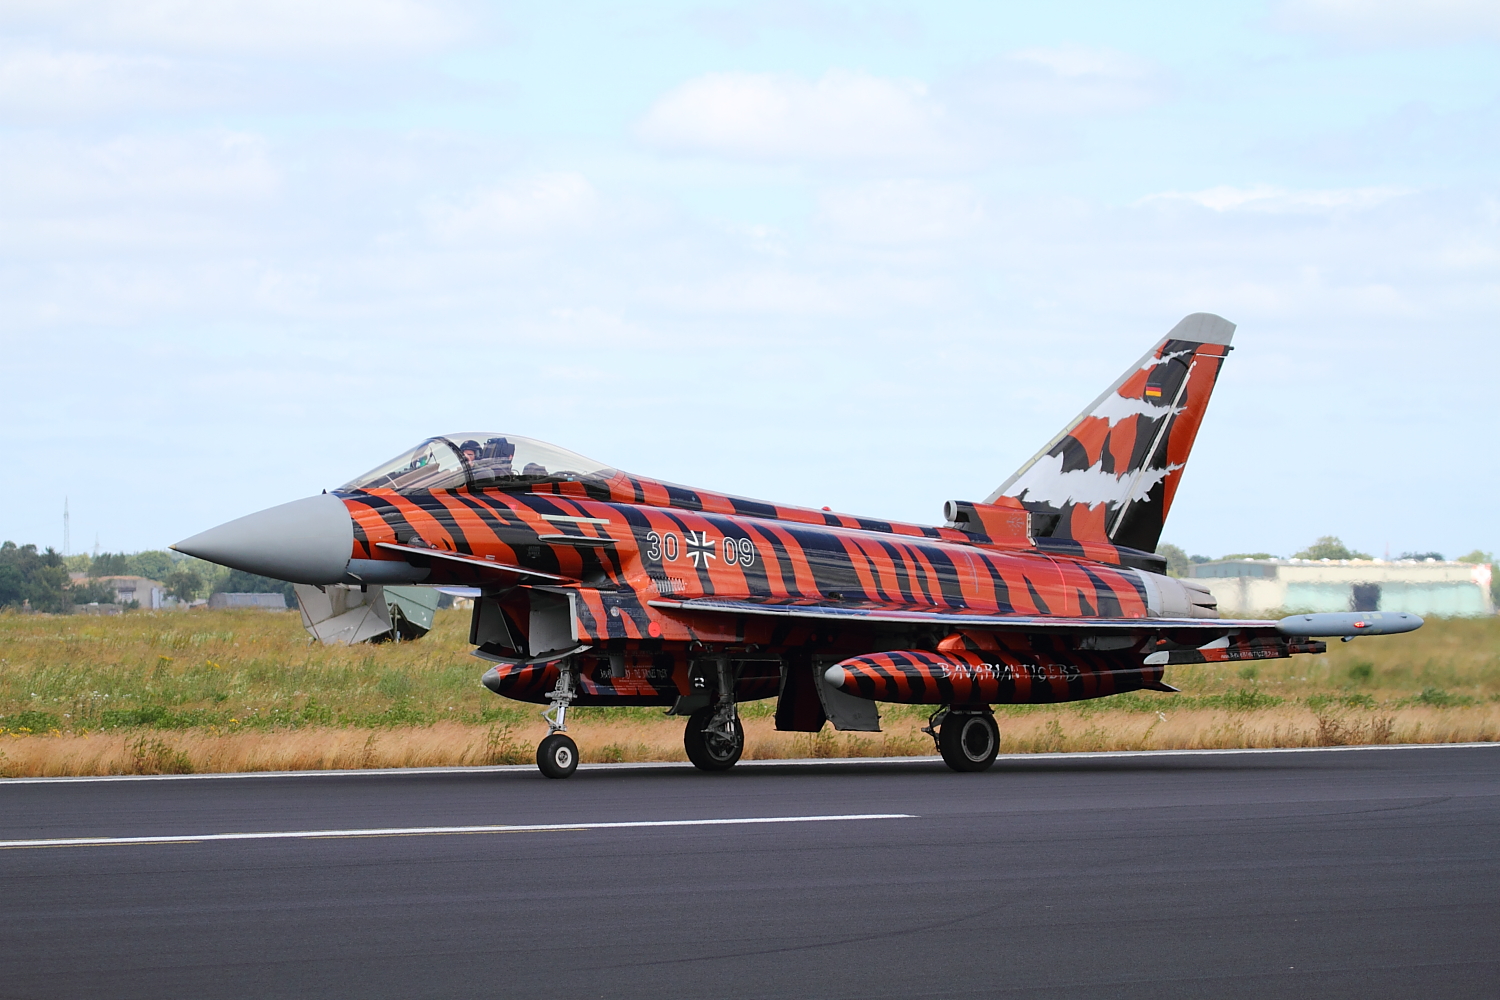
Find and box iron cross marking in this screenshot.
[685,529,717,568]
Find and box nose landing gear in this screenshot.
[536,664,579,779]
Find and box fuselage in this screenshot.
[326,469,1223,708]
[341,473,1169,628]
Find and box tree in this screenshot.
[0,561,23,607]
[132,551,175,582]
[165,567,204,603]
[1156,543,1190,577]
[220,569,298,605]
[88,552,134,577]
[25,548,70,613]
[1293,536,1371,561]
[69,579,117,605]
[0,542,70,612]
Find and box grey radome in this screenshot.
[173,493,354,586]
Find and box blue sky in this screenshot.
[2,0,1496,561]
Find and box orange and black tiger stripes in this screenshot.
[334,478,1205,711]
[338,485,1157,623]
[830,644,1160,705]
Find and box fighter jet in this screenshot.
[174,314,1420,777]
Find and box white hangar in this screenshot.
[1188,558,1493,617]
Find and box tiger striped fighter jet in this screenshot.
[174,314,1420,777]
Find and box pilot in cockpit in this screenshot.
[466,437,516,482]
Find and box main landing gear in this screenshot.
[683,658,744,772]
[925,707,1000,773]
[537,664,579,779]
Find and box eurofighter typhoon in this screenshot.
[175,315,1420,777]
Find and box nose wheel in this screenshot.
[537,732,579,779]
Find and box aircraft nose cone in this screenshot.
[173,494,353,585]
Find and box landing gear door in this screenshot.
[470,594,517,651]
[529,589,579,658]
[812,657,882,732]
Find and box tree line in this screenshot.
[0,542,298,612]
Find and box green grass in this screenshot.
[1,609,1497,735]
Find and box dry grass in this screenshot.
[1,608,1496,776]
[2,706,1495,776]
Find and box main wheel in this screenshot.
[536,733,579,779]
[939,712,999,772]
[684,707,744,772]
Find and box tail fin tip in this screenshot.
[1167,312,1235,346]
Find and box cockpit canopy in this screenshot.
[339,434,615,493]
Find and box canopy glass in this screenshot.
[340,434,615,492]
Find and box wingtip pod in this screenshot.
[1275,611,1424,638]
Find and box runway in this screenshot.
[2,745,1496,999]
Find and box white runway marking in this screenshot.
[0,813,915,850]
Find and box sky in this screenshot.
[2,0,1496,561]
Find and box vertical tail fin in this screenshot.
[989,313,1235,555]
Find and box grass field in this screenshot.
[1,609,1496,776]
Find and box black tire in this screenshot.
[683,707,744,772]
[536,733,579,779]
[939,713,999,772]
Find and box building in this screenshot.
[1189,558,1494,617]
[70,575,168,610]
[208,592,289,610]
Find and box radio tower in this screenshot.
[63,498,70,557]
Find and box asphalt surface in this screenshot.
[1,745,1496,999]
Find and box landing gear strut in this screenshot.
[926,707,1000,773]
[684,658,744,771]
[536,663,579,779]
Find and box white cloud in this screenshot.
[637,52,1168,169]
[637,70,961,165]
[817,180,984,243]
[1138,183,1411,213]
[0,0,466,56]
[1273,0,1500,43]
[423,173,601,242]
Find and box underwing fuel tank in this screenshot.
[1276,612,1423,638]
[823,648,1159,705]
